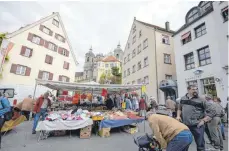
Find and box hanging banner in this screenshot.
[0,39,14,74]
[141,85,146,94]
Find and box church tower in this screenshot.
[114,42,124,62]
[83,46,95,80]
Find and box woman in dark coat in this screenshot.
[106,95,114,110]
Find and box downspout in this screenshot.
[154,28,159,103]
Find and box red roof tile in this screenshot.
[102,56,119,62]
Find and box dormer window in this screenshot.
[199,1,212,12]
[186,7,200,23]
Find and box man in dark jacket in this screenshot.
[32,92,51,134]
[176,85,214,151]
[106,94,114,110]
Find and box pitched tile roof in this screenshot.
[102,56,120,62]
[136,20,175,34]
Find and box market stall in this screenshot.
[33,79,145,138]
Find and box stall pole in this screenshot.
[91,87,93,111]
[30,82,38,120]
[141,85,146,133]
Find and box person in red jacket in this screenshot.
[32,92,51,134]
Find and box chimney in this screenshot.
[165,21,170,31]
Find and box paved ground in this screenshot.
[1,121,228,151]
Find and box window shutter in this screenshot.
[44,41,49,48]
[67,77,70,82]
[39,25,44,31]
[45,55,49,64]
[67,62,69,70]
[40,38,44,46]
[38,70,43,79]
[10,64,17,73]
[49,30,53,36]
[66,50,69,57]
[25,67,31,76]
[63,38,66,43]
[55,33,58,39]
[59,75,62,81]
[27,33,33,41]
[29,49,33,57]
[49,73,53,80]
[50,56,53,64]
[54,45,57,52]
[20,46,26,55]
[63,61,66,69]
[58,47,63,54]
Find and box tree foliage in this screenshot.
[0,33,6,47]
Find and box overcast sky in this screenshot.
[0,1,199,71]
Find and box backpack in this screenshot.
[0,98,12,121]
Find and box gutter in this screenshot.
[154,28,159,102]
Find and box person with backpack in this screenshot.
[0,92,12,148]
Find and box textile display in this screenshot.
[36,118,93,131]
[99,118,144,130]
[1,115,26,132]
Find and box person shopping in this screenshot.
[147,113,193,151]
[0,93,11,148]
[32,92,51,134]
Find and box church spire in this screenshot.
[89,45,92,51]
[117,41,121,48]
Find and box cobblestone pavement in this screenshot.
[1,121,228,151]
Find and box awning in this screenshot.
[181,31,191,40]
[159,80,177,92]
[35,79,143,93]
[222,6,228,12]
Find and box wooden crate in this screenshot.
[99,128,111,138]
[80,125,92,139]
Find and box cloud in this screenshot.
[0,1,199,72]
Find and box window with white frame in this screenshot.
[124,57,127,64]
[52,19,59,27]
[63,49,67,56]
[132,65,136,73]
[48,43,56,51]
[16,65,26,75]
[105,64,109,68]
[162,35,170,44]
[138,61,142,70]
[137,44,141,54]
[184,52,195,70]
[165,74,172,80]
[187,80,197,86]
[24,48,32,57]
[132,49,136,58]
[144,76,149,84]
[124,70,126,77]
[128,54,130,61]
[143,38,148,49]
[32,36,41,44]
[132,35,136,44]
[164,54,171,64]
[127,68,130,76]
[137,78,142,84]
[198,46,211,66]
[195,23,206,38]
[187,8,200,23]
[110,63,114,68]
[57,35,64,42]
[62,76,67,82]
[144,57,149,67]
[133,24,136,34]
[181,31,192,45]
[43,26,51,35]
[42,72,49,80]
[139,30,142,37]
[128,43,130,49]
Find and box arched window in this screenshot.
[199,1,212,12]
[116,54,119,59]
[87,57,89,62]
[186,7,201,23]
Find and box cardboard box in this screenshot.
[99,128,111,137]
[80,125,92,139]
[123,125,138,134]
[80,131,91,139]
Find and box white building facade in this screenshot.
[0,12,78,103]
[122,18,177,104]
[173,1,228,106]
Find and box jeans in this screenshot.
[32,108,47,132]
[21,110,30,121]
[188,125,205,151]
[166,130,193,151]
[220,124,225,139]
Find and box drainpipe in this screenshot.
[154,28,159,103]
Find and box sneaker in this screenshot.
[32,131,36,134]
